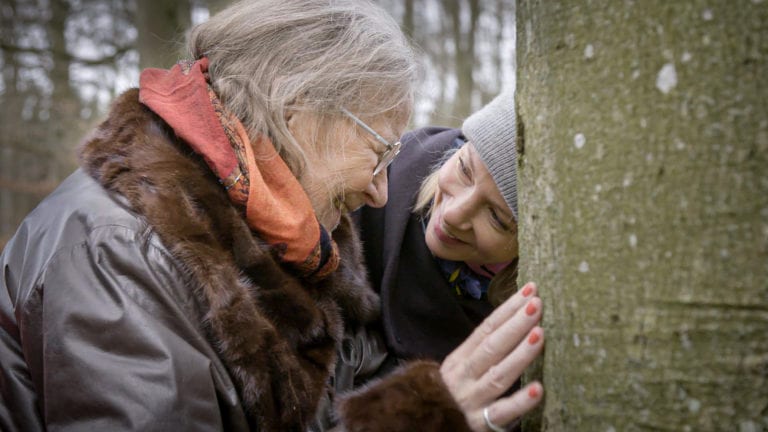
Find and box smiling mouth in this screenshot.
[433,215,466,246]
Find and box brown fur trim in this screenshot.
[79,89,378,431]
[336,360,472,432]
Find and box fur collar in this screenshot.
[80,89,379,431]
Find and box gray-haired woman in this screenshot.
[0,1,539,431]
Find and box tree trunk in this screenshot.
[449,0,480,120]
[135,0,191,69]
[516,1,767,431]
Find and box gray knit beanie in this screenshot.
[461,87,518,221]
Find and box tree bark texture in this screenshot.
[516,1,767,431]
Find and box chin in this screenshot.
[327,220,340,232]
[424,230,448,259]
[320,210,342,232]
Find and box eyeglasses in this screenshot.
[341,107,402,177]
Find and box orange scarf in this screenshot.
[138,58,338,280]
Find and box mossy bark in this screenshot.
[516,1,768,430]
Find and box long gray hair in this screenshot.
[187,0,421,176]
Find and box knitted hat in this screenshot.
[461,87,518,220]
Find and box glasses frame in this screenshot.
[340,107,402,177]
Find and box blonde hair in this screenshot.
[187,0,421,176]
[413,147,458,215]
[413,169,439,215]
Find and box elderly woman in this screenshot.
[0,1,539,431]
[354,88,542,432]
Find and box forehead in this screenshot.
[365,109,408,138]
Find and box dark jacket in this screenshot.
[0,90,471,432]
[356,127,517,362]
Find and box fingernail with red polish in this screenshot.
[525,302,537,316]
[528,385,540,398]
[528,330,540,345]
[522,284,533,297]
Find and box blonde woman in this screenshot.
[355,89,543,431]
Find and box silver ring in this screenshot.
[483,406,506,432]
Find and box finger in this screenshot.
[480,381,544,430]
[471,326,544,401]
[461,297,542,379]
[445,282,538,367]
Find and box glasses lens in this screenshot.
[373,142,401,176]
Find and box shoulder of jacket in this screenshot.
[401,127,461,149]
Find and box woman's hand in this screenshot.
[440,282,544,432]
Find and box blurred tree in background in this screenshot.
[0,0,514,248]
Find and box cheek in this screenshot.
[337,155,376,191]
[480,233,518,261]
[435,162,457,200]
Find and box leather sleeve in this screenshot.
[335,360,472,432]
[16,226,237,431]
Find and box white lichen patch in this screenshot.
[573,333,581,347]
[656,63,678,94]
[675,138,686,150]
[578,261,590,273]
[574,133,586,149]
[592,184,602,201]
[681,51,693,63]
[623,173,633,187]
[525,20,533,52]
[687,398,702,413]
[545,185,555,205]
[702,9,714,20]
[629,234,638,248]
[584,44,595,59]
[740,420,760,432]
[680,330,692,350]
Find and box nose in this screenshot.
[364,170,389,208]
[441,191,474,231]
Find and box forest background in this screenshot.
[0,0,514,247]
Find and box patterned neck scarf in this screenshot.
[435,257,492,299]
[138,58,339,281]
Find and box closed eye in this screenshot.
[490,207,513,232]
[458,155,472,180]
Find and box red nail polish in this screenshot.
[525,302,537,316]
[528,331,540,345]
[522,285,533,297]
[528,386,540,398]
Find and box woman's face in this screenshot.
[289,109,407,231]
[424,142,518,264]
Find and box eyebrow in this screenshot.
[341,108,393,148]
